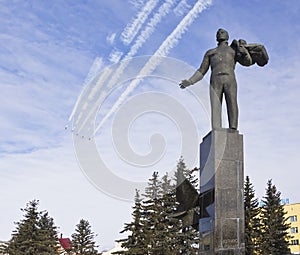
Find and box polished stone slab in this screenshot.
[199,128,245,255]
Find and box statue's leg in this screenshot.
[210,79,223,129]
[224,76,238,129]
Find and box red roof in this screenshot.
[59,237,72,250]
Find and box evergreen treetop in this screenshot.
[5,200,59,255]
[244,175,260,255]
[71,219,99,255]
[259,179,291,255]
[117,189,147,255]
[118,165,200,255]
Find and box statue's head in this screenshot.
[216,28,229,43]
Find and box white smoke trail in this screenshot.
[75,0,178,133]
[74,66,114,130]
[69,0,160,127]
[127,0,177,58]
[156,1,211,56]
[68,57,103,123]
[94,0,212,134]
[121,0,160,45]
[129,0,145,9]
[174,0,191,16]
[102,0,178,94]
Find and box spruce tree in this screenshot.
[117,159,201,255]
[174,158,199,254]
[142,171,166,255]
[117,172,179,255]
[155,172,178,255]
[71,219,99,255]
[259,180,291,255]
[117,189,147,255]
[6,200,59,255]
[244,176,260,255]
[38,212,60,254]
[0,242,8,254]
[139,171,178,254]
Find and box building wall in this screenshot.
[285,203,300,254]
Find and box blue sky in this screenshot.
[1,0,300,251]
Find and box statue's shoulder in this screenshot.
[230,39,239,50]
[205,47,217,56]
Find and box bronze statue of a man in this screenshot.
[180,28,268,130]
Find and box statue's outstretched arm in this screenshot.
[179,52,209,89]
[179,70,203,88]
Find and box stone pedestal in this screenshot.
[199,129,245,255]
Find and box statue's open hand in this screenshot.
[179,79,191,89]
